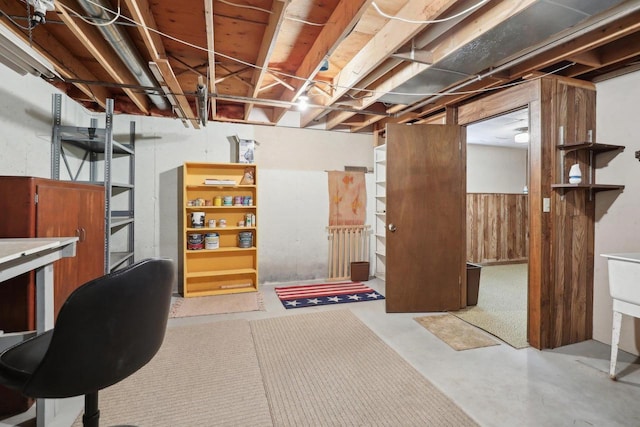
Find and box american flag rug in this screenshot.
[274,281,385,309]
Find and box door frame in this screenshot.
[455,80,545,348]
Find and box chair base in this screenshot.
[82,392,100,427]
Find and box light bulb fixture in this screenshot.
[514,132,529,144]
[297,93,309,111]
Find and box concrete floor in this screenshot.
[3,277,640,427]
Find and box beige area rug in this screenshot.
[75,309,478,427]
[415,314,499,351]
[169,291,264,318]
[251,310,479,426]
[452,263,528,349]
[72,320,273,426]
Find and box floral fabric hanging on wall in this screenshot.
[328,171,366,225]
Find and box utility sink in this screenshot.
[601,253,640,380]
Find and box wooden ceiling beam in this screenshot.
[270,0,372,124]
[300,0,460,127]
[123,0,200,126]
[566,33,640,78]
[204,0,216,119]
[372,76,504,130]
[567,51,602,68]
[315,0,536,129]
[152,59,200,128]
[55,0,149,113]
[600,32,640,64]
[244,0,290,120]
[508,10,640,78]
[121,0,165,59]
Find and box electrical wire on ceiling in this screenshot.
[32,0,575,101]
[371,0,488,24]
[218,0,326,26]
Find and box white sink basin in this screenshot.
[601,252,640,380]
[601,253,640,307]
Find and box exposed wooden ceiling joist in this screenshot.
[269,0,372,124]
[320,0,537,130]
[204,0,216,120]
[54,0,150,113]
[244,0,289,120]
[0,0,638,131]
[301,0,460,127]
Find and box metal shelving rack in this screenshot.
[51,93,135,273]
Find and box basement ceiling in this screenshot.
[1,0,639,132]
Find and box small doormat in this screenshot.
[275,281,384,309]
[414,314,499,351]
[169,292,264,318]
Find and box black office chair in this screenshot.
[0,258,175,427]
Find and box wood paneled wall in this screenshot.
[466,193,528,264]
[456,76,598,350]
[549,82,596,347]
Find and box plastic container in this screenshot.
[466,263,482,306]
[205,233,219,250]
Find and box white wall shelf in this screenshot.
[374,143,386,281]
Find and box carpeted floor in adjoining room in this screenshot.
[451,263,528,349]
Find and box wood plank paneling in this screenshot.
[457,76,598,350]
[550,82,597,348]
[466,194,529,264]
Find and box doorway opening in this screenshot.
[459,108,530,348]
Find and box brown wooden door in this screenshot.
[36,183,104,316]
[385,124,465,312]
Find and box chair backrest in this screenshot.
[24,258,175,398]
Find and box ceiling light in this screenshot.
[297,93,309,111]
[0,24,58,78]
[514,132,529,144]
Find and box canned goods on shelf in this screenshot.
[205,233,219,250]
[238,231,253,248]
[187,233,204,250]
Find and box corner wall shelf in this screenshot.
[553,139,625,200]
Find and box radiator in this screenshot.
[327,225,371,280]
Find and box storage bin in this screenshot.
[466,263,482,306]
[351,261,370,282]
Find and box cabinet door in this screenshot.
[36,183,104,316]
[75,185,105,283]
[385,124,465,312]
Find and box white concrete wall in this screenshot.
[0,67,374,287]
[253,126,374,282]
[467,144,528,193]
[594,70,640,356]
[0,70,89,176]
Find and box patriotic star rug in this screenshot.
[274,281,385,309]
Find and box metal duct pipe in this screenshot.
[76,0,169,110]
[396,0,640,117]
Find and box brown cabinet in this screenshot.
[0,177,105,332]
